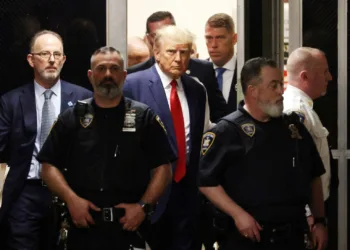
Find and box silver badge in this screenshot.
[80,113,93,128]
[123,110,136,132]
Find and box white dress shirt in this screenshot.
[186,75,215,132]
[213,55,236,103]
[156,64,190,154]
[28,80,61,179]
[283,85,331,200]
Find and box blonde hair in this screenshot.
[154,25,194,49]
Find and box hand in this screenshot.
[66,195,100,228]
[312,224,328,250]
[307,215,314,231]
[116,203,146,231]
[233,210,262,242]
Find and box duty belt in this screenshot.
[90,207,125,224]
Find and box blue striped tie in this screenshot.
[216,67,227,91]
[40,89,55,147]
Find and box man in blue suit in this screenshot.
[127,11,229,123]
[0,30,92,250]
[124,25,207,250]
[205,13,238,113]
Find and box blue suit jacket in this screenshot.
[124,66,206,221]
[128,57,229,122]
[0,80,92,222]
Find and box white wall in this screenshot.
[127,0,237,59]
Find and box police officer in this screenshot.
[284,47,336,249]
[198,57,328,250]
[37,46,175,250]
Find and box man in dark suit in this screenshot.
[124,25,206,250]
[205,13,238,113]
[128,11,228,122]
[0,30,92,250]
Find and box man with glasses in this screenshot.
[0,30,91,250]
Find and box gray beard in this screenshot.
[258,101,283,118]
[96,84,122,99]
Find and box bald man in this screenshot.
[127,36,151,67]
[283,47,332,234]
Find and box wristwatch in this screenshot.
[138,201,154,219]
[313,217,328,227]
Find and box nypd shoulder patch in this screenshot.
[241,123,255,137]
[156,115,167,134]
[201,132,216,155]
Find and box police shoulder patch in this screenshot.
[201,132,216,155]
[294,111,306,124]
[156,115,167,134]
[80,113,94,128]
[241,123,255,137]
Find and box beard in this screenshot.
[95,78,122,99]
[39,66,62,81]
[258,99,283,118]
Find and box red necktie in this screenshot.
[170,80,186,182]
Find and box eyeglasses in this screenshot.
[31,51,64,60]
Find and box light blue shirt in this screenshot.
[28,80,61,179]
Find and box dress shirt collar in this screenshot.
[155,63,183,90]
[285,84,313,108]
[212,54,236,71]
[34,79,61,97]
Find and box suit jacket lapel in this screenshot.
[60,81,74,112]
[148,67,177,152]
[227,66,237,110]
[181,76,196,154]
[20,84,37,133]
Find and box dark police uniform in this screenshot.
[198,102,325,250]
[38,97,175,250]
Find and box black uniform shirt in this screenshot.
[198,104,325,222]
[38,97,176,206]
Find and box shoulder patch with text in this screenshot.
[201,132,216,155]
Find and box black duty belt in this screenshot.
[258,221,307,245]
[90,207,125,224]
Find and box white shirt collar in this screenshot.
[34,79,61,97]
[213,54,236,71]
[285,84,313,108]
[155,63,183,90]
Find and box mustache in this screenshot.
[100,77,117,85]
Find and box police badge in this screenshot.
[80,113,93,128]
[289,124,302,139]
[241,123,255,137]
[123,110,136,132]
